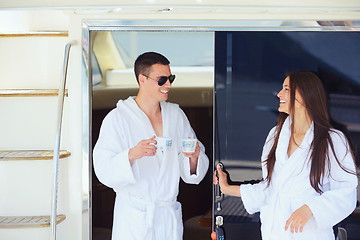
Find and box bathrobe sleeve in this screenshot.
[177,108,209,184]
[241,181,269,214]
[241,127,276,214]
[305,130,358,230]
[93,110,136,190]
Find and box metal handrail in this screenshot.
[50,41,75,240]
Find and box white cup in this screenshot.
[156,137,172,152]
[182,138,197,153]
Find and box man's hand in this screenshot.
[182,142,200,160]
[183,142,201,174]
[128,136,157,164]
[285,204,313,233]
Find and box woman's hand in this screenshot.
[213,165,229,189]
[214,165,240,197]
[285,204,313,233]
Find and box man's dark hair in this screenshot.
[134,52,170,83]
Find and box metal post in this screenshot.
[50,41,74,240]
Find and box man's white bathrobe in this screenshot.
[241,117,358,240]
[93,96,209,240]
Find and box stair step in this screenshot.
[0,150,71,161]
[0,215,66,229]
[0,32,68,38]
[0,89,68,97]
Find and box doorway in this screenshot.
[82,20,360,240]
[90,29,214,240]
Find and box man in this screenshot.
[93,52,209,240]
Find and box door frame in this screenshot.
[81,20,360,240]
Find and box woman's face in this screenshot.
[277,76,305,114]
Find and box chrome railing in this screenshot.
[50,41,75,240]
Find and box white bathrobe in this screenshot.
[93,96,209,240]
[241,117,357,240]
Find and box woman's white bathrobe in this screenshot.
[93,97,209,240]
[241,117,358,240]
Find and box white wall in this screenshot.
[0,10,77,240]
[0,0,360,8]
[0,10,69,32]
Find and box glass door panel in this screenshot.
[214,31,360,240]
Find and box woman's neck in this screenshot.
[293,110,312,134]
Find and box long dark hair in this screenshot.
[264,71,356,193]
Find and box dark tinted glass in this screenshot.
[214,31,360,240]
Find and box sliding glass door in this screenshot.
[214,30,360,240]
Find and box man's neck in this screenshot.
[134,93,161,117]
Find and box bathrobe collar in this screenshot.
[119,97,176,187]
[273,116,314,192]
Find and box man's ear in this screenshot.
[138,74,146,85]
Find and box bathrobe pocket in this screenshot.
[259,204,273,237]
[175,201,184,237]
[123,204,148,239]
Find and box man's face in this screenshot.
[143,64,172,102]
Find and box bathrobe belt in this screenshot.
[122,193,178,239]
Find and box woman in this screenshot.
[214,71,358,239]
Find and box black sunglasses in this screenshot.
[144,74,176,86]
